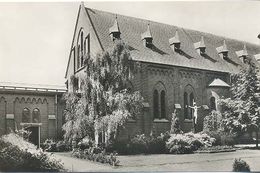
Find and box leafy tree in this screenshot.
[219,60,260,147]
[62,41,143,144]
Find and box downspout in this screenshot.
[55,94,58,139]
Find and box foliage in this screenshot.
[203,110,223,132]
[219,62,260,137]
[77,136,94,150]
[72,146,120,166]
[166,132,215,154]
[63,40,144,143]
[197,145,235,152]
[0,133,65,172]
[232,158,251,172]
[42,139,57,152]
[106,133,169,155]
[205,130,236,146]
[170,111,183,134]
[42,139,71,152]
[56,140,71,152]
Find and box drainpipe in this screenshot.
[55,94,58,140]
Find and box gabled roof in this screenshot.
[208,78,230,88]
[84,7,260,74]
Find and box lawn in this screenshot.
[53,149,260,172]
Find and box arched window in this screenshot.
[153,89,159,119]
[184,85,195,120]
[189,93,194,119]
[32,108,40,123]
[77,45,81,69]
[80,31,84,52]
[184,92,188,119]
[22,108,30,123]
[161,90,166,118]
[210,97,216,110]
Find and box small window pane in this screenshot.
[32,108,40,123]
[153,90,159,119]
[22,108,30,123]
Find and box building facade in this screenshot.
[0,83,66,146]
[65,3,260,140]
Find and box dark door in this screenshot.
[26,126,39,147]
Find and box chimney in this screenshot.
[194,36,206,55]
[236,45,249,64]
[169,30,181,52]
[141,23,153,48]
[216,40,229,60]
[109,15,121,41]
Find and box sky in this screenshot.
[0,1,260,87]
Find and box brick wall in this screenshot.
[0,92,64,142]
[118,61,231,138]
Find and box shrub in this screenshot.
[106,133,169,155]
[166,132,215,154]
[0,133,65,172]
[205,130,236,146]
[56,140,71,152]
[72,146,120,166]
[77,136,93,150]
[232,158,250,172]
[221,133,236,146]
[203,111,223,132]
[42,139,57,152]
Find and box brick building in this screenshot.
[0,82,66,147]
[65,3,260,141]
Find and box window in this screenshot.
[184,92,188,119]
[184,85,195,120]
[153,82,167,120]
[153,90,159,119]
[32,108,40,123]
[210,97,216,110]
[77,45,81,69]
[74,77,79,92]
[189,93,194,119]
[161,90,166,119]
[22,108,30,123]
[84,35,90,55]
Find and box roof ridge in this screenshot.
[86,7,260,48]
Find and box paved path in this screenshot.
[54,149,260,172]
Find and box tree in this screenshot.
[219,60,260,147]
[62,40,144,144]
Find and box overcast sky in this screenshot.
[0,1,260,86]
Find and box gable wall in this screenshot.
[66,6,103,91]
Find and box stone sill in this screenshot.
[127,119,136,123]
[153,119,169,123]
[184,119,193,123]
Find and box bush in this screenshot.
[205,130,236,146]
[232,158,250,172]
[107,133,169,155]
[42,139,71,152]
[166,132,215,154]
[77,136,93,150]
[72,146,120,166]
[0,133,65,172]
[203,111,222,132]
[56,140,71,152]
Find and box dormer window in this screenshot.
[109,16,121,41]
[216,40,229,60]
[169,30,181,52]
[236,45,249,64]
[141,24,153,48]
[194,36,206,55]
